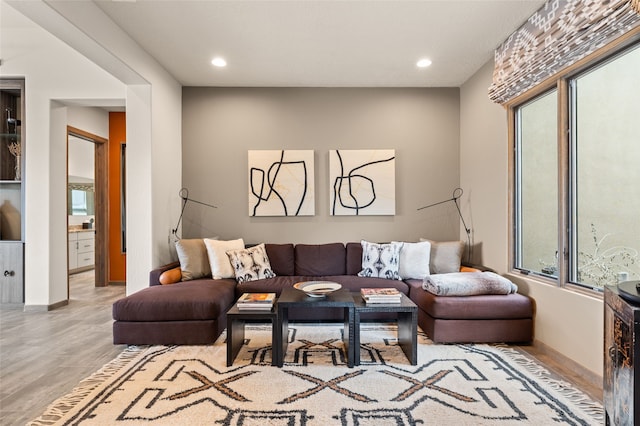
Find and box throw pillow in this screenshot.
[175,238,211,281]
[420,239,464,274]
[394,240,431,280]
[204,238,245,279]
[159,267,182,285]
[226,243,276,283]
[358,240,403,280]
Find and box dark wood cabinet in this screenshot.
[604,285,640,426]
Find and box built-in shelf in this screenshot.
[1,78,25,303]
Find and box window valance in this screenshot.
[488,0,640,104]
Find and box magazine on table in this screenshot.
[237,293,276,309]
[361,288,402,304]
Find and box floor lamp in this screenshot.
[418,188,472,263]
[171,188,218,240]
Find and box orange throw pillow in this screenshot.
[159,267,182,285]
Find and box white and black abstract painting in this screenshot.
[248,150,315,217]
[329,149,395,216]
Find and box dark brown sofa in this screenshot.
[112,242,534,345]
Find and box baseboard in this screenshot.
[531,338,602,391]
[24,299,69,312]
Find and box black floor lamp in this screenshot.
[171,188,218,239]
[418,188,472,263]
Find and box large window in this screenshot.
[515,90,558,278]
[514,43,640,291]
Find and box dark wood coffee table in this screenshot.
[275,286,355,367]
[226,304,279,366]
[352,292,418,365]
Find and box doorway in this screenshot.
[67,126,108,294]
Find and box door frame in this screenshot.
[67,126,108,288]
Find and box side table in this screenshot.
[226,304,279,366]
[352,292,418,365]
[276,287,355,367]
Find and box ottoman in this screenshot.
[112,279,236,345]
[408,281,534,343]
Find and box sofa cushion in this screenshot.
[408,282,533,320]
[420,239,465,274]
[320,275,409,295]
[346,242,363,275]
[175,238,211,281]
[295,243,346,275]
[358,240,402,280]
[112,279,236,322]
[226,243,276,283]
[204,238,245,279]
[236,275,303,296]
[265,243,295,276]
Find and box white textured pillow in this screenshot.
[395,241,431,280]
[175,239,211,281]
[204,238,245,279]
[358,240,403,280]
[226,243,276,283]
[420,239,464,274]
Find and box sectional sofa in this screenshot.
[112,241,534,345]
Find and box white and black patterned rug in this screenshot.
[30,324,602,425]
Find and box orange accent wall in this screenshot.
[108,112,126,283]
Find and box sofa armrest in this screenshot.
[149,261,181,286]
[461,263,496,273]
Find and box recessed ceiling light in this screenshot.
[211,57,227,67]
[416,59,432,68]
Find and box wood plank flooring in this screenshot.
[0,272,603,424]
[0,271,126,425]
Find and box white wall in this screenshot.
[2,0,182,300]
[460,60,604,376]
[0,3,125,307]
[182,87,462,244]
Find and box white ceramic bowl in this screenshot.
[293,281,342,297]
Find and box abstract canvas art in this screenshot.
[329,149,395,216]
[248,150,314,217]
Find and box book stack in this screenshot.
[237,293,276,310]
[361,288,402,304]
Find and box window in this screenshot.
[515,90,558,278]
[514,43,640,291]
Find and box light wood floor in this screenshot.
[0,271,126,425]
[0,273,602,424]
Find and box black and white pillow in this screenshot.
[226,243,276,283]
[357,240,403,280]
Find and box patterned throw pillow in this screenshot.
[226,243,276,283]
[358,240,403,280]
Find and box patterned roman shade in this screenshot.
[489,0,640,104]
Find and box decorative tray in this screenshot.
[618,281,640,304]
[293,281,342,297]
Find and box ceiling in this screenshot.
[91,0,545,88]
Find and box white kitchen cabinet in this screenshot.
[69,230,95,273]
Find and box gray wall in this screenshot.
[181,87,461,244]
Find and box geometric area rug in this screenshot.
[30,324,603,425]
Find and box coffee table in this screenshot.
[276,286,355,367]
[226,303,279,366]
[352,292,418,365]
